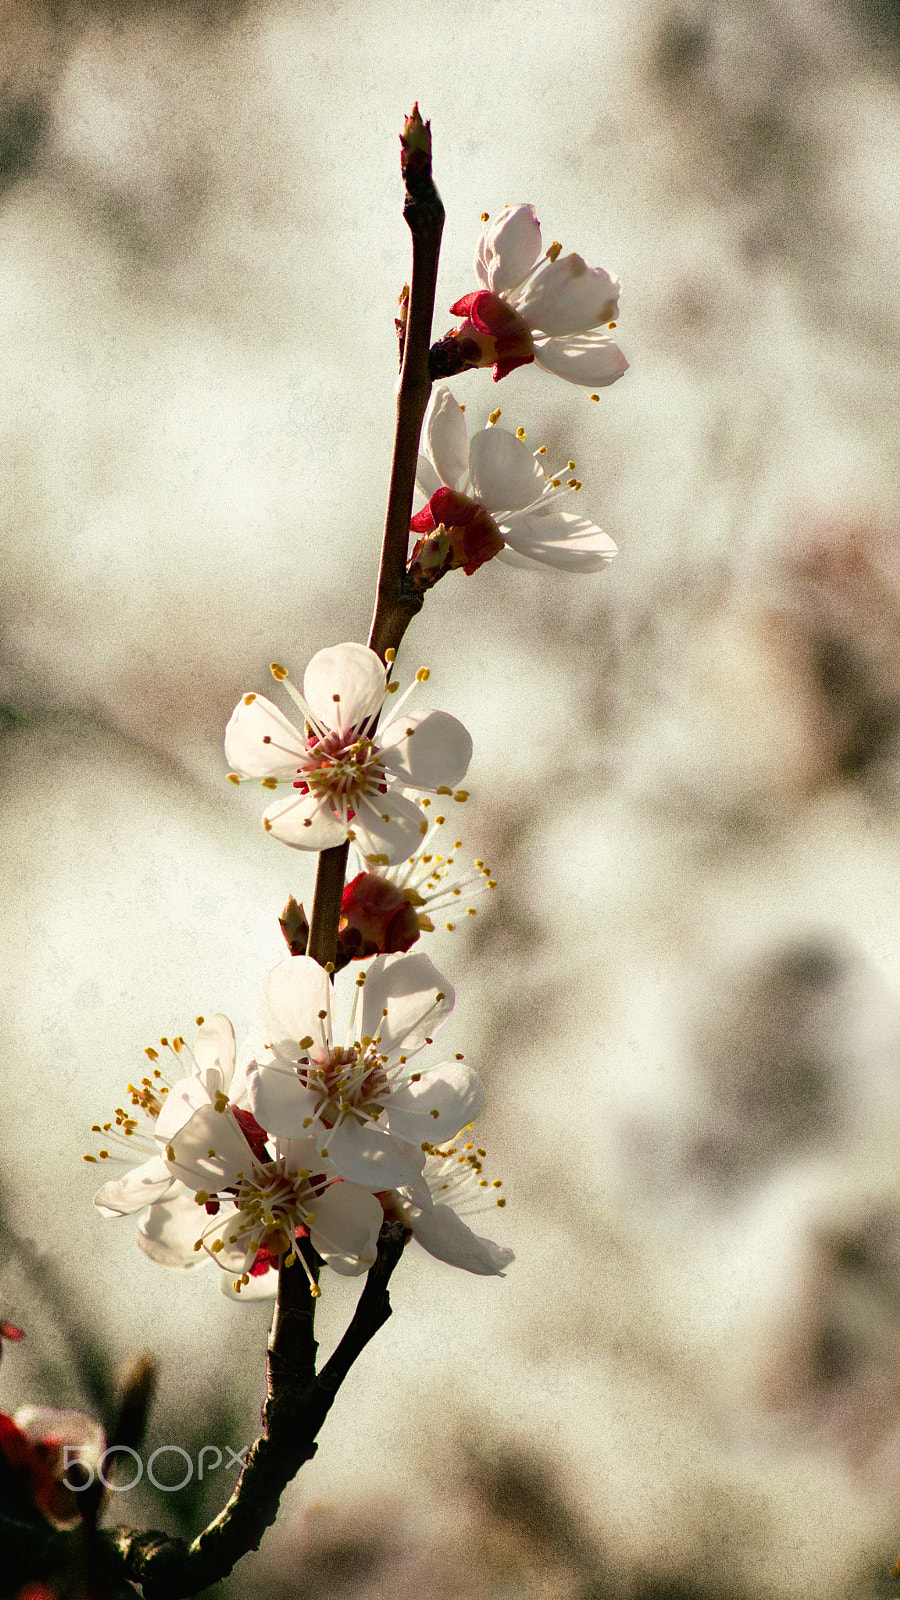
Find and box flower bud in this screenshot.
[408,487,504,590]
[430,289,535,383]
[339,871,421,957]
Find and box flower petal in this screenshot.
[221,1268,278,1300]
[476,204,542,295]
[303,643,386,735]
[501,509,618,572]
[224,694,305,780]
[350,789,431,865]
[468,426,546,513]
[415,453,442,502]
[532,334,629,388]
[246,1059,319,1139]
[515,254,620,336]
[192,1015,236,1094]
[322,1119,423,1188]
[309,1183,383,1272]
[137,1192,209,1268]
[422,386,469,490]
[262,790,348,851]
[361,951,454,1057]
[379,709,473,790]
[164,1103,251,1192]
[387,1059,487,1143]
[154,1075,218,1144]
[405,1201,514,1275]
[259,955,332,1059]
[93,1156,181,1217]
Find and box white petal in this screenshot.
[515,254,620,335]
[350,789,430,865]
[262,790,348,851]
[137,1192,209,1268]
[468,427,546,513]
[221,1267,278,1300]
[224,694,305,779]
[259,955,332,1058]
[192,1015,236,1094]
[406,1201,514,1275]
[154,1075,216,1143]
[93,1155,181,1217]
[422,386,468,489]
[164,1103,251,1192]
[478,204,542,295]
[532,334,629,387]
[323,1119,423,1187]
[501,509,618,572]
[361,951,455,1057]
[415,453,442,501]
[199,1209,256,1272]
[303,643,385,735]
[379,709,473,790]
[246,1059,319,1139]
[387,1060,487,1143]
[309,1184,383,1272]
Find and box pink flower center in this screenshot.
[292,729,386,805]
[301,1045,390,1127]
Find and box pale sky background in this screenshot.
[3,2,900,1596]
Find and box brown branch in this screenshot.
[102,1223,407,1598]
[367,103,444,665]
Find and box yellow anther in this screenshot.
[481,211,490,222]
[270,662,288,680]
[386,681,399,694]
[416,666,430,681]
[516,427,526,440]
[195,1016,205,1027]
[243,692,256,705]
[385,648,397,663]
[263,818,272,832]
[590,393,600,402]
[83,1154,97,1162]
[454,790,469,802]
[488,408,501,425]
[145,1047,159,1061]
[310,1283,322,1299]
[261,777,278,790]
[227,773,241,785]
[445,922,455,931]
[497,1197,506,1207]
[546,240,562,261]
[214,1091,229,1113]
[608,320,616,329]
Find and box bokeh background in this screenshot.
[3,0,900,1594]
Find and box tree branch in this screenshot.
[367,104,444,665]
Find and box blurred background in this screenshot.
[2,0,900,1594]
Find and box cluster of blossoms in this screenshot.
[88,199,626,1306]
[90,639,510,1297]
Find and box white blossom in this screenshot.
[225,641,472,864]
[414,386,618,573]
[247,951,486,1191]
